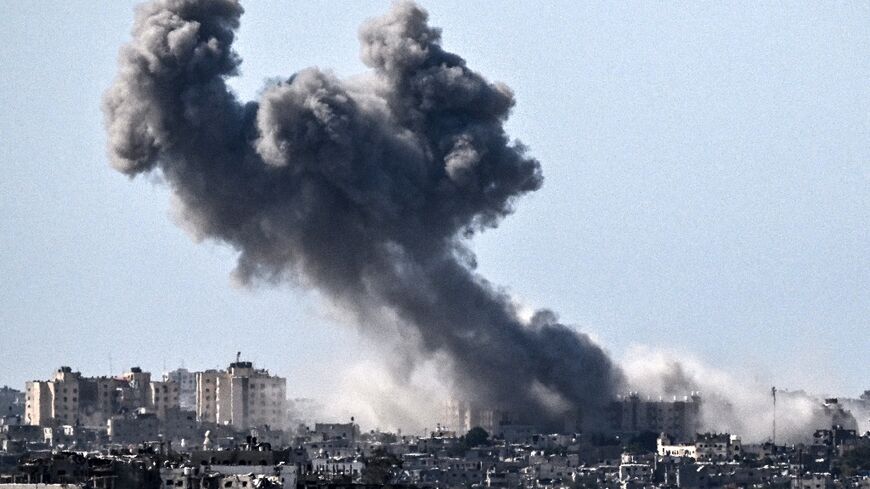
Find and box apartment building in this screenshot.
[24,366,179,428]
[164,368,196,409]
[196,359,286,430]
[608,392,702,441]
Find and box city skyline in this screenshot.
[1,0,868,419]
[6,356,868,443]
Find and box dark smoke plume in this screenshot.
[104,0,623,426]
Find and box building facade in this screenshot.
[24,366,179,428]
[149,380,180,419]
[444,399,510,435]
[608,392,702,441]
[196,360,286,430]
[164,368,196,410]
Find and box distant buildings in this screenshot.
[312,422,360,442]
[149,379,180,419]
[609,392,702,441]
[23,366,181,429]
[22,357,288,434]
[0,386,23,419]
[163,367,196,410]
[444,394,703,441]
[195,360,286,430]
[444,400,510,435]
[3,362,870,489]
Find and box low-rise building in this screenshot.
[313,422,359,441]
[792,472,835,489]
[161,464,297,489]
[694,433,741,462]
[657,433,697,458]
[108,410,159,444]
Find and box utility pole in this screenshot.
[771,386,777,445]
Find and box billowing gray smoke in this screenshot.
[104,0,623,426]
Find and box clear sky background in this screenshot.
[1,2,867,401]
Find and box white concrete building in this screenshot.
[25,367,82,427]
[196,359,286,430]
[657,433,697,458]
[311,456,365,478]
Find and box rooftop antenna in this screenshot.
[236,351,241,363]
[108,353,113,376]
[771,386,777,445]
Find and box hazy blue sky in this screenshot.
[1,1,867,399]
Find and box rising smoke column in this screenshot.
[104,0,623,426]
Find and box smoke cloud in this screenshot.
[623,346,862,443]
[104,0,623,427]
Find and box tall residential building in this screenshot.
[164,368,196,410]
[608,392,702,441]
[444,399,510,435]
[196,359,286,430]
[26,367,83,427]
[24,366,179,428]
